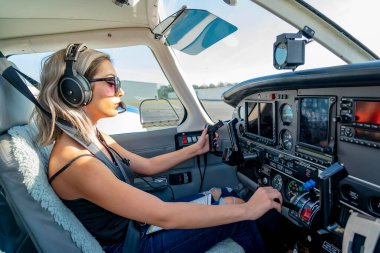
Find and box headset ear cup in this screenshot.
[59,43,91,107]
[76,74,93,105]
[59,74,92,107]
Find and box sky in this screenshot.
[159,0,380,85]
[10,0,380,86]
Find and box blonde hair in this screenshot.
[35,47,111,146]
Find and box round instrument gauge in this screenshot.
[272,174,283,191]
[285,180,304,200]
[280,104,293,125]
[280,129,293,151]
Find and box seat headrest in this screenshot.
[0,67,35,135]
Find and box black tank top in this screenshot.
[49,134,133,246]
[62,197,129,245]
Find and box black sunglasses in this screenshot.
[88,76,121,95]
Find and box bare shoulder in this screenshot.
[49,134,118,199]
[49,134,90,174]
[99,131,116,144]
[99,131,125,151]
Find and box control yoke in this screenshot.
[221,118,244,165]
[319,162,348,229]
[207,120,224,155]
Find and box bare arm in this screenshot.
[103,128,211,175]
[61,156,282,229]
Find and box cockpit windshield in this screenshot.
[159,0,378,86]
[306,0,380,56]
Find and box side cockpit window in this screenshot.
[97,46,185,134]
[9,46,186,135]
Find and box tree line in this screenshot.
[158,82,235,99]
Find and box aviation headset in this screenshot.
[58,43,93,107]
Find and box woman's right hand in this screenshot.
[245,186,283,220]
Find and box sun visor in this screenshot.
[154,8,237,55]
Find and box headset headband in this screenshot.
[65,43,87,62]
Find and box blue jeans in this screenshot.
[139,187,266,253]
[139,220,266,253]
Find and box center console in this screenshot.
[229,94,344,231]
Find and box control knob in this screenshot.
[335,115,351,124]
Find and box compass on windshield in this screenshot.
[273,26,315,70]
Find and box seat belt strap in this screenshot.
[14,68,39,88]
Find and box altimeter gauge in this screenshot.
[280,129,293,151]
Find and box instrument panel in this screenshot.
[226,85,380,232]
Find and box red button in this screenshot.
[301,208,312,221]
[182,137,187,144]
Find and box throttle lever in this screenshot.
[274,198,298,211]
[282,201,298,211]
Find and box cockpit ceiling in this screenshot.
[0,0,158,40]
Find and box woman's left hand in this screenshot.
[194,128,219,155]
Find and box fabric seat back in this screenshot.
[0,73,102,253]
